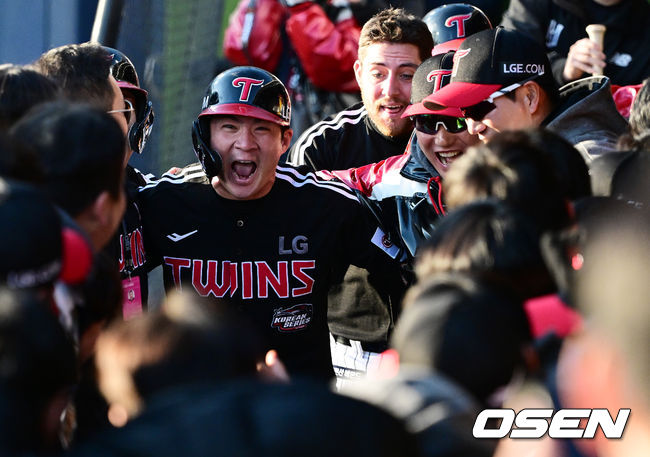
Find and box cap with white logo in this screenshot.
[423,27,554,110]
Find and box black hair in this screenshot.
[36,42,114,110]
[11,101,125,216]
[0,64,60,132]
[0,132,45,182]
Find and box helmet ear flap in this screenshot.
[192,120,222,180]
[128,101,155,154]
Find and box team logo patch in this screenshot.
[232,77,264,102]
[427,69,452,92]
[444,14,472,37]
[271,304,312,332]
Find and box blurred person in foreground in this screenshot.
[67,293,419,457]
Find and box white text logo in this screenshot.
[472,408,630,439]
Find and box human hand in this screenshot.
[563,38,606,81]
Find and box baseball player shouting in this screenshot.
[137,67,405,380]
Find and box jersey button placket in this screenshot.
[236,219,244,228]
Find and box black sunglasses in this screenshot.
[413,114,467,134]
[461,100,497,122]
[461,75,540,121]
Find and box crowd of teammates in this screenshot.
[0,1,649,456]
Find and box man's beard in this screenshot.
[363,93,413,138]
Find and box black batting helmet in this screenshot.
[424,3,492,55]
[104,46,155,154]
[192,66,291,180]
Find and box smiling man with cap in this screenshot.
[423,27,627,163]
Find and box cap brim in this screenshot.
[422,82,502,110]
[117,81,148,98]
[432,38,464,56]
[402,102,463,118]
[199,103,289,126]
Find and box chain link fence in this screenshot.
[116,0,235,175]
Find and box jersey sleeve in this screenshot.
[328,154,410,197]
[286,122,337,170]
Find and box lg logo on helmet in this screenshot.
[473,408,630,439]
[232,77,264,102]
[445,14,472,37]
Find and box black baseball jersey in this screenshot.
[137,163,403,379]
[105,165,150,308]
[284,102,411,171]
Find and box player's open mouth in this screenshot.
[437,150,462,166]
[381,104,405,117]
[232,160,257,182]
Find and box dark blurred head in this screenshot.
[416,199,555,299]
[36,42,114,110]
[444,130,573,232]
[95,292,265,426]
[11,101,126,250]
[0,131,44,183]
[393,273,531,405]
[0,64,60,132]
[520,128,591,200]
[0,179,63,291]
[0,287,76,453]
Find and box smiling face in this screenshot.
[355,42,421,138]
[209,115,292,200]
[417,126,480,177]
[465,88,536,143]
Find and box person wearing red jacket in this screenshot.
[225,0,425,139]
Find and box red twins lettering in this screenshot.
[163,257,316,299]
[232,77,264,102]
[444,14,472,37]
[118,228,146,272]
